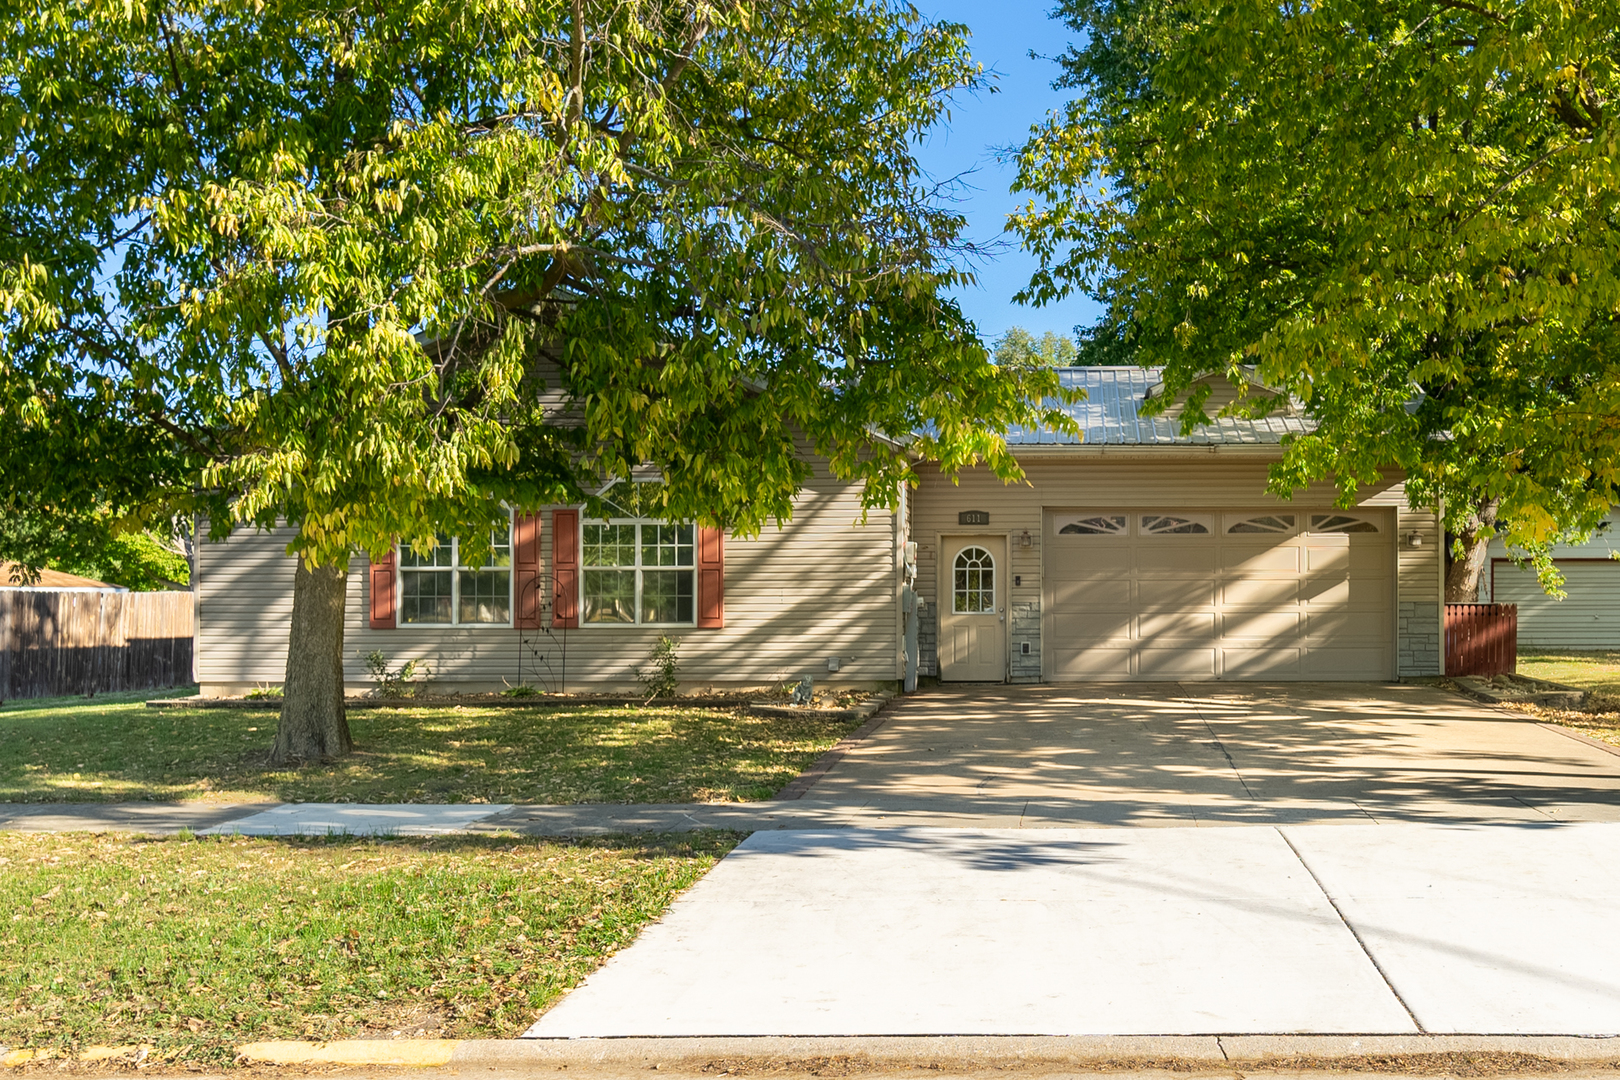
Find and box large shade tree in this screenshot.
[2,0,1075,761]
[1013,0,1620,599]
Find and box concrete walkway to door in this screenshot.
[789,682,1620,828]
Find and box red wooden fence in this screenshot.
[1445,602,1517,677]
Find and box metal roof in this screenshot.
[1005,367,1314,446]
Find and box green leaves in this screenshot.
[1,0,1073,571]
[1015,0,1620,562]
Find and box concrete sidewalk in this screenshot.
[527,821,1620,1038]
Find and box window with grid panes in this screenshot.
[581,520,695,625]
[397,520,513,625]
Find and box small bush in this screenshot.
[363,650,430,698]
[501,682,541,698]
[244,684,283,699]
[636,635,681,700]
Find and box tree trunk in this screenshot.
[1444,499,1500,603]
[272,558,354,764]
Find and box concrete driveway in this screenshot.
[793,682,1620,827]
[526,684,1620,1038]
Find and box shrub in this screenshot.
[636,636,681,700]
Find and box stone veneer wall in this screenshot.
[1009,601,1041,682]
[1398,599,1442,677]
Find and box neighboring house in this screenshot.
[0,563,127,591]
[1485,517,1620,648]
[194,366,1445,693]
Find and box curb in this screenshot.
[227,1034,1620,1072]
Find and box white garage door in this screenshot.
[1493,560,1620,648]
[1044,509,1393,680]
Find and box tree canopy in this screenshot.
[993,326,1079,367]
[3,0,1075,755]
[1012,0,1620,589]
[3,0,1074,564]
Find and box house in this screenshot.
[193,367,1444,693]
[0,562,127,591]
[1485,517,1620,648]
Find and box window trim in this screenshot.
[951,545,998,615]
[1139,512,1214,536]
[394,513,515,628]
[579,516,698,628]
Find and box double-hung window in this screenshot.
[398,521,513,626]
[582,520,695,625]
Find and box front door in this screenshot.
[939,536,1006,681]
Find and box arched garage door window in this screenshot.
[953,546,996,613]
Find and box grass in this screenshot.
[1,688,863,804]
[0,830,739,1064]
[1517,649,1620,696]
[1495,651,1620,748]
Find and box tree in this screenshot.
[1012,0,1620,599]
[2,0,1076,761]
[993,326,1079,367]
[0,513,190,591]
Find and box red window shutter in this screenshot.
[513,512,543,629]
[697,526,724,629]
[369,546,396,629]
[552,509,580,629]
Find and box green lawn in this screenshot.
[1,689,861,804]
[0,830,738,1064]
[1517,649,1620,696]
[1509,651,1620,748]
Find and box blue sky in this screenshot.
[912,2,1104,346]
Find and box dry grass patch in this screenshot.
[0,830,739,1066]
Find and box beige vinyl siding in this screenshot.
[909,454,1442,680]
[195,465,901,694]
[1484,514,1620,648]
[1493,561,1620,648]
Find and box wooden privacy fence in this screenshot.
[0,590,194,700]
[1445,602,1518,677]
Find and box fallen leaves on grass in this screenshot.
[1,693,862,805]
[0,830,739,1065]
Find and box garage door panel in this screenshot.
[1303,648,1388,678]
[1223,545,1302,572]
[1043,508,1392,681]
[1307,611,1389,641]
[1139,611,1217,640]
[1222,648,1303,677]
[1135,547,1218,573]
[1048,578,1132,608]
[1138,579,1217,608]
[1050,647,1133,678]
[1303,576,1390,607]
[1138,647,1216,677]
[1221,610,1302,640]
[1307,544,1388,573]
[1051,610,1132,642]
[1223,578,1300,606]
[1047,548,1133,576]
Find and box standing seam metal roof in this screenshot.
[1005,367,1314,446]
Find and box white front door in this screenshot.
[940,536,1006,682]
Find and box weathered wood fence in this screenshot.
[0,591,194,700]
[1445,602,1518,678]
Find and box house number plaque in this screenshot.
[957,510,990,526]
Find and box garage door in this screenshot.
[1044,509,1393,680]
[1493,560,1620,648]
